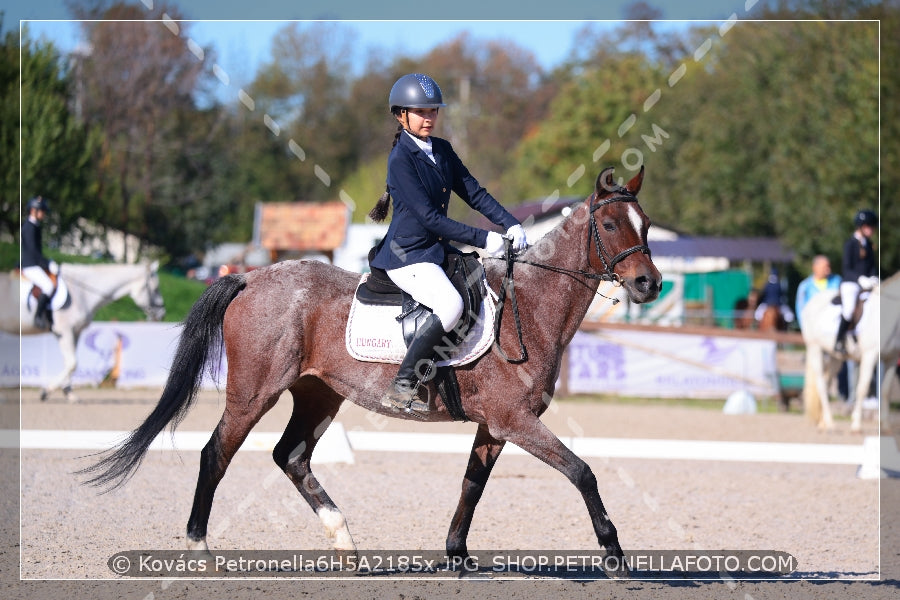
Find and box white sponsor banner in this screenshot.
[7,322,776,399]
[4,323,224,389]
[567,329,778,399]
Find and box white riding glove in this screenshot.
[484,231,506,257]
[506,224,528,253]
[857,275,878,290]
[48,260,59,275]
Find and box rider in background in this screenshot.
[754,267,794,326]
[21,196,58,330]
[835,209,878,355]
[368,73,527,413]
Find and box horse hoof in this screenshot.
[186,537,211,554]
[604,556,631,579]
[40,390,49,402]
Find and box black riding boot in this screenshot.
[34,293,53,331]
[380,314,447,413]
[834,316,850,355]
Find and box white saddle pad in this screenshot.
[345,273,496,366]
[20,274,69,311]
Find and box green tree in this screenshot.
[640,20,878,271]
[500,51,664,204]
[2,24,100,241]
[71,1,213,261]
[245,22,358,203]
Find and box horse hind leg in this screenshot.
[273,378,354,552]
[446,424,506,560]
[185,387,285,551]
[43,329,79,403]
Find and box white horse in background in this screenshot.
[801,272,900,432]
[880,274,900,428]
[0,262,165,402]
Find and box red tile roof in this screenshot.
[258,201,348,251]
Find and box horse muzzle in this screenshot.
[622,268,662,304]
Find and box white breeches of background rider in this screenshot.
[839,281,859,321]
[386,261,463,333]
[22,266,54,296]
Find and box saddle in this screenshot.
[831,291,868,329]
[356,250,487,348]
[351,250,487,422]
[16,268,58,300]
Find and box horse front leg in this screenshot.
[492,411,629,578]
[446,424,506,560]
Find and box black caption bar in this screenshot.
[108,549,797,579]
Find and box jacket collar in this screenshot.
[399,131,443,173]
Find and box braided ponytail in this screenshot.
[368,122,404,222]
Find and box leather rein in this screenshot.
[490,192,652,364]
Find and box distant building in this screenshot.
[253,201,350,263]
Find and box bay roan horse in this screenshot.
[0,262,165,402]
[81,167,661,577]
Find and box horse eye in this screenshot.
[603,222,616,232]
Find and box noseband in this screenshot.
[589,192,652,284]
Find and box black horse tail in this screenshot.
[78,274,247,490]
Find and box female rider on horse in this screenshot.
[368,73,527,413]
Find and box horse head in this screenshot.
[588,166,661,304]
[129,260,166,321]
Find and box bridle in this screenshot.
[490,191,652,363]
[587,191,652,282]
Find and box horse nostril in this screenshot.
[632,275,661,297]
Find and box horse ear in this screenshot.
[595,167,616,196]
[625,165,644,195]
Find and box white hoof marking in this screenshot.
[317,507,356,551]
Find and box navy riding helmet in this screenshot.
[388,73,447,112]
[854,209,877,228]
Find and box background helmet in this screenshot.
[389,73,446,111]
[854,209,877,228]
[27,196,50,213]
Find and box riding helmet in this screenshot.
[388,73,446,112]
[854,209,877,228]
[27,196,50,213]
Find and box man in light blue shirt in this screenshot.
[795,255,841,329]
[795,254,846,401]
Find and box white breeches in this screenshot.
[839,281,859,320]
[386,262,463,333]
[22,266,54,295]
